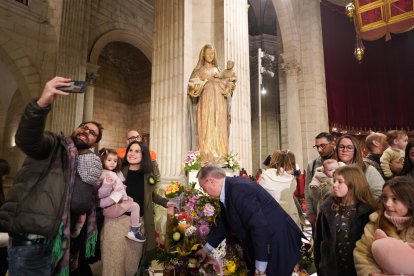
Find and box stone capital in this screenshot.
[86,63,100,86]
[279,53,301,76]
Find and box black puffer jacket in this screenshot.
[0,99,69,238]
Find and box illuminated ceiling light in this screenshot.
[345,2,355,19]
[354,35,365,63]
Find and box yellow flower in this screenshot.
[191,210,198,218]
[224,260,236,275]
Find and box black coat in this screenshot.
[207,176,304,276]
[314,196,373,276]
[0,100,68,237]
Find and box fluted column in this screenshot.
[280,54,304,168]
[152,0,253,180]
[50,0,91,133]
[151,0,186,183]
[84,63,99,121]
[223,0,252,173]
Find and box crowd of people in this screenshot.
[301,131,414,276]
[0,77,174,276]
[0,76,413,276]
[238,131,414,275]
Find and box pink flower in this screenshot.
[198,224,210,237]
[203,203,215,217]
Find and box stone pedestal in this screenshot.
[224,168,239,177]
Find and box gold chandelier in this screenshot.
[345,0,414,62]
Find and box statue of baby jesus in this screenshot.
[214,60,237,96]
[214,60,237,124]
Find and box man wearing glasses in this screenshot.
[0,77,104,275]
[305,132,336,229]
[117,130,157,161]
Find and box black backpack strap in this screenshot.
[311,159,317,177]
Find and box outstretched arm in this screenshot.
[15,76,72,159]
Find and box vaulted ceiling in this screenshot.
[248,0,277,36]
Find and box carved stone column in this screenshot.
[84,63,100,121]
[280,54,304,168]
[151,0,186,183]
[222,0,252,173]
[152,0,252,179]
[49,0,91,133]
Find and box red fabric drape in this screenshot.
[321,1,414,131]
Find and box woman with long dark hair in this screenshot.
[101,141,174,275]
[335,134,384,198]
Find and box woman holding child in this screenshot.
[187,44,235,164]
[101,141,174,275]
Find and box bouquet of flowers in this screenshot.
[294,241,315,275]
[164,181,184,201]
[223,152,240,171]
[155,185,250,275]
[183,150,202,172]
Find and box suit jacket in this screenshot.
[207,176,303,276]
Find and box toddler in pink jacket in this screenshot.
[97,148,145,242]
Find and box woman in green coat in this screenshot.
[101,141,174,275]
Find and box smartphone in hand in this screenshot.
[57,81,86,93]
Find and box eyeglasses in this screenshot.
[128,135,141,141]
[337,145,354,152]
[313,143,328,150]
[80,124,98,138]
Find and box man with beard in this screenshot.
[305,132,336,230]
[0,76,103,275]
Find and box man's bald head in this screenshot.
[365,132,387,154]
[126,130,142,145]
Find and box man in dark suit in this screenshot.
[196,164,304,276]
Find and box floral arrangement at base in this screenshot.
[155,186,248,275]
[223,152,240,171]
[184,150,202,172]
[164,181,184,199]
[293,240,315,276]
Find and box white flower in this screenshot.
[185,226,197,236]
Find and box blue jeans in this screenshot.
[8,242,52,276]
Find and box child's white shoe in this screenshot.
[126,226,146,242]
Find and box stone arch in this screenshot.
[271,0,300,61]
[0,30,41,103]
[2,89,26,175]
[89,29,152,65]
